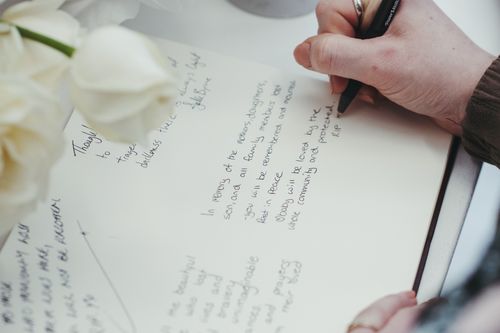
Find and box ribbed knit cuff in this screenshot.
[462,56,500,168]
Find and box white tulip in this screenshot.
[137,0,185,11]
[0,0,80,90]
[60,0,188,28]
[61,0,140,28]
[69,25,177,143]
[0,75,64,244]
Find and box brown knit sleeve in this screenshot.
[462,56,500,168]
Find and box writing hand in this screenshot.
[294,0,495,134]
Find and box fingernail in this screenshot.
[396,290,416,299]
[329,76,335,94]
[294,42,312,68]
[407,291,417,298]
[366,95,375,104]
[395,291,417,307]
[358,91,375,104]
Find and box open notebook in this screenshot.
[0,38,451,332]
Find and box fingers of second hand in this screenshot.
[351,291,417,331]
[380,302,425,333]
[347,323,379,333]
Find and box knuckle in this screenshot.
[315,0,331,18]
[375,43,400,71]
[316,1,349,34]
[315,0,341,20]
[313,38,339,73]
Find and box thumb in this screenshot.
[295,33,389,87]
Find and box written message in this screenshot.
[201,81,342,230]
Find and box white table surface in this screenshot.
[125,0,500,299]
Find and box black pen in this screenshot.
[337,0,401,116]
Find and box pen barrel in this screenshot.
[337,79,363,113]
[360,0,401,39]
[338,0,401,113]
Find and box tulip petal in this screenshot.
[69,26,177,144]
[140,0,184,11]
[0,75,64,224]
[71,26,169,91]
[1,0,81,91]
[61,0,140,28]
[2,0,66,19]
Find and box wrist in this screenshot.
[442,52,496,135]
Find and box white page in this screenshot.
[0,38,451,333]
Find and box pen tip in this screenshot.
[336,112,341,118]
[337,97,350,114]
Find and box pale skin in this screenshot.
[344,286,500,333]
[345,291,421,333]
[293,0,496,135]
[294,0,500,332]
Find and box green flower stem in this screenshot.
[1,20,75,57]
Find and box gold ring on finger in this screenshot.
[347,322,379,333]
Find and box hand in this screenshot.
[347,291,422,333]
[350,286,500,333]
[294,0,496,135]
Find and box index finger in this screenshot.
[316,0,359,36]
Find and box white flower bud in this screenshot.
[0,75,64,243]
[0,0,80,90]
[69,25,177,143]
[61,0,140,28]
